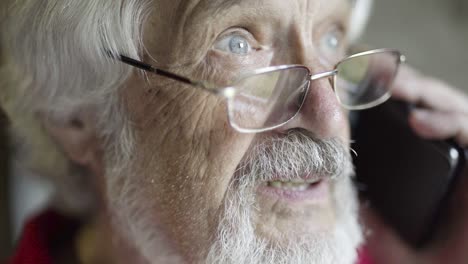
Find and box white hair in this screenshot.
[0,0,151,212]
[349,0,373,43]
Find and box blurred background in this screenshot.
[362,0,468,92]
[1,0,468,260]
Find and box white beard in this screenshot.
[205,133,363,264]
[107,131,363,264]
[204,175,362,264]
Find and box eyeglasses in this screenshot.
[115,48,405,133]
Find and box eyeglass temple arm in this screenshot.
[118,55,198,85]
[117,55,229,95]
[115,54,220,93]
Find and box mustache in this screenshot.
[235,129,352,183]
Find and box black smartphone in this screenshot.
[351,98,466,249]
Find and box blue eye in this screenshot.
[320,29,343,55]
[215,34,252,55]
[230,36,250,54]
[321,30,341,52]
[319,28,345,63]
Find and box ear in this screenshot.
[42,111,104,178]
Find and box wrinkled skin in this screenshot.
[120,0,353,261]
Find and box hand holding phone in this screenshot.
[354,62,468,263]
[352,98,466,249]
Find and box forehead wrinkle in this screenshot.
[170,0,351,28]
[184,0,289,25]
[185,0,351,30]
[172,0,203,41]
[156,0,352,67]
[172,0,243,31]
[199,0,244,10]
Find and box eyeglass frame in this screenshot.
[112,48,406,133]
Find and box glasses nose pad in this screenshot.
[282,79,309,116]
[309,70,338,91]
[296,80,311,112]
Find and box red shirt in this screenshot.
[8,210,374,264]
[8,210,80,264]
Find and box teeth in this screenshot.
[270,181,282,188]
[268,180,310,191]
[279,179,319,184]
[290,179,307,183]
[295,184,308,191]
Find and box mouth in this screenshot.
[257,177,329,203]
[267,178,322,191]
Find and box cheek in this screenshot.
[121,75,256,256]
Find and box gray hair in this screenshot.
[0,0,152,213]
[0,0,372,213]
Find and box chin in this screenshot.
[204,176,363,264]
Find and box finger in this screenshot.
[409,109,468,147]
[391,66,468,113]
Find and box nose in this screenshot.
[276,72,350,140]
[269,25,350,140]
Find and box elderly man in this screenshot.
[1,0,468,263]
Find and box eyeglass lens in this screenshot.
[228,51,400,132]
[335,51,400,109]
[228,67,310,131]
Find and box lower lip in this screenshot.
[257,180,329,203]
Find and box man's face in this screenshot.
[111,0,362,263]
